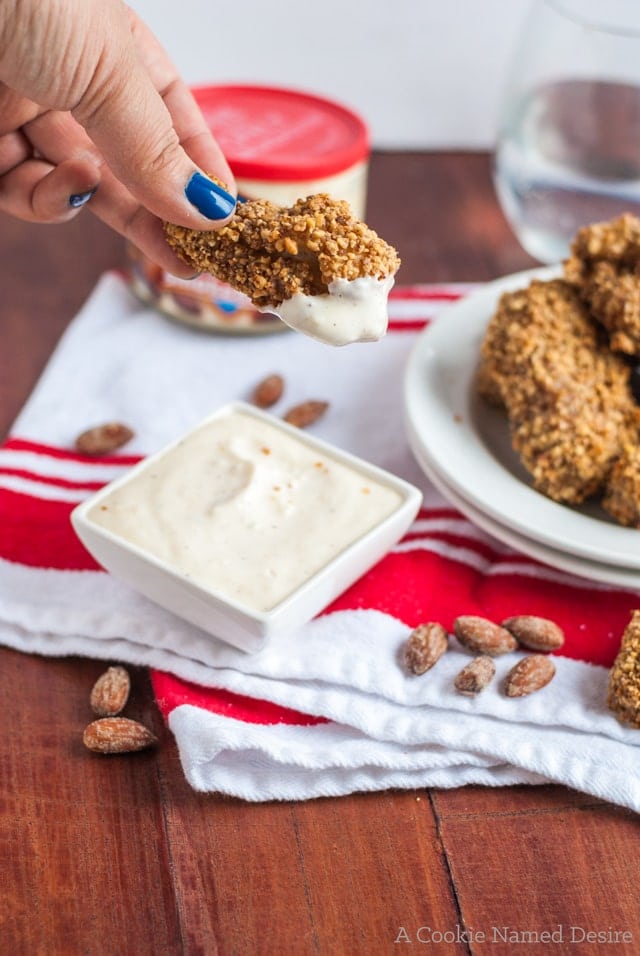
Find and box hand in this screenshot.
[0,0,237,274]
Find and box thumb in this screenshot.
[72,9,236,228]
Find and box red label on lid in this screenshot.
[192,84,370,182]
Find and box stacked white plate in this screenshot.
[403,267,640,591]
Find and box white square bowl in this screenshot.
[71,401,422,653]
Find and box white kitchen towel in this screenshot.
[1,272,639,808]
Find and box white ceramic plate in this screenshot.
[410,432,640,592]
[404,266,640,571]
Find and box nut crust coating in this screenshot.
[165,194,400,309]
[565,213,640,356]
[608,610,640,727]
[477,278,640,506]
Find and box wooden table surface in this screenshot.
[2,152,639,955]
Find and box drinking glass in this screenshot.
[493,0,640,263]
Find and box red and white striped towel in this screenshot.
[2,273,639,807]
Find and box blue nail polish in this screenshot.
[185,172,236,220]
[68,186,98,208]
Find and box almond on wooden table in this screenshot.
[83,717,158,754]
[75,422,134,456]
[453,615,518,656]
[283,400,329,428]
[501,615,565,651]
[454,656,496,696]
[504,655,556,697]
[90,665,131,717]
[252,373,284,408]
[404,622,449,675]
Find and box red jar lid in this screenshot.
[192,84,370,182]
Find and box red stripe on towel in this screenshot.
[152,672,327,726]
[3,436,142,467]
[0,488,101,570]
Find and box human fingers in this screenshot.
[69,3,236,230]
[0,157,99,223]
[0,82,41,136]
[127,11,233,183]
[0,0,235,230]
[23,107,104,173]
[25,107,198,275]
[87,163,199,276]
[0,84,101,222]
[0,130,32,177]
[0,84,43,176]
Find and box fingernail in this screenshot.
[185,172,236,220]
[68,186,98,209]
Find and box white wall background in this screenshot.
[129,0,532,149]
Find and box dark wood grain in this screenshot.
[2,153,638,955]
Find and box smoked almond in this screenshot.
[502,615,565,652]
[453,615,518,656]
[404,622,449,675]
[454,656,496,696]
[252,373,284,408]
[90,665,131,717]
[75,422,134,456]
[283,400,328,428]
[83,717,157,754]
[504,654,556,697]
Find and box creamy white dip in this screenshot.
[89,409,403,612]
[269,275,395,346]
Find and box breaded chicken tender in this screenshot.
[164,194,400,310]
[564,213,640,356]
[478,279,640,505]
[602,443,640,527]
[608,610,640,728]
